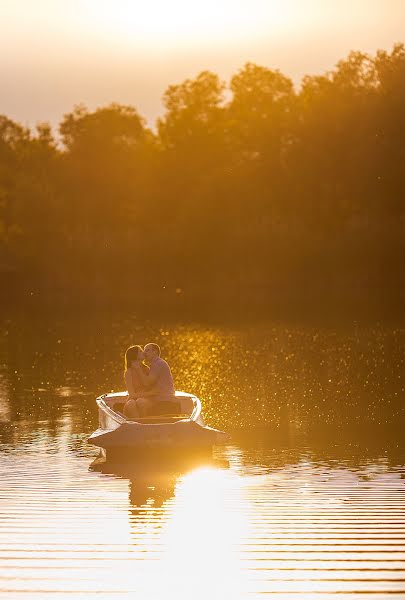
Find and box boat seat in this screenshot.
[133,414,190,424]
[148,400,181,417]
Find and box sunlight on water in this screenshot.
[153,466,251,599]
[0,433,405,599]
[0,313,405,598]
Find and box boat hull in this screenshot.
[88,420,228,451]
[88,391,229,459]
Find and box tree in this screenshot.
[0,116,30,246]
[158,71,226,152]
[228,63,295,162]
[59,103,155,227]
[373,43,405,216]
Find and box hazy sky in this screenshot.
[1,0,404,130]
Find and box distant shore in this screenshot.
[1,278,404,326]
[1,45,404,326]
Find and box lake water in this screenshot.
[1,309,405,599]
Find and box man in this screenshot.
[134,343,175,415]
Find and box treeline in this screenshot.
[1,44,404,316]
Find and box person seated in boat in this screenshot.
[132,343,176,415]
[122,345,149,419]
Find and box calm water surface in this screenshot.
[1,310,404,599]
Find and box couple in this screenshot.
[123,343,175,418]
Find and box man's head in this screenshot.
[143,343,161,363]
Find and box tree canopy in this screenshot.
[1,44,404,317]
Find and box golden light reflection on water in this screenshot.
[151,466,251,600]
[1,317,405,598]
[0,437,405,599]
[3,315,405,437]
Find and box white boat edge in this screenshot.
[88,390,230,452]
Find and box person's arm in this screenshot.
[125,369,136,399]
[134,363,159,388]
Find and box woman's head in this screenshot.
[125,345,144,370]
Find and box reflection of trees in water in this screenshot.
[2,308,405,448]
[0,309,134,439]
[90,439,404,486]
[228,426,405,473]
[2,311,100,426]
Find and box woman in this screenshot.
[123,345,149,418]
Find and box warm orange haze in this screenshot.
[1,42,404,317]
[1,0,405,126]
[1,2,405,600]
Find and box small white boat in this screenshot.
[88,391,229,460]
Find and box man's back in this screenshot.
[149,357,175,398]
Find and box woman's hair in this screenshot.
[124,345,143,371]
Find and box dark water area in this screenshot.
[1,308,405,598]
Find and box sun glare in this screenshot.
[81,0,296,50]
[153,465,251,599]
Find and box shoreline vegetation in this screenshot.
[1,44,404,320]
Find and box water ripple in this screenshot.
[0,440,404,599]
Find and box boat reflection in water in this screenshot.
[88,448,249,600]
[89,447,230,509]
